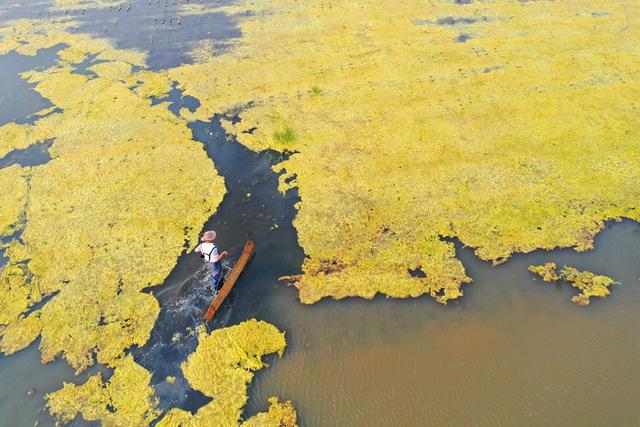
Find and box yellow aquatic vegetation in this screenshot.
[88,60,133,82]
[178,3,222,17]
[0,262,33,326]
[178,2,256,18]
[46,355,160,426]
[0,19,225,372]
[528,263,617,305]
[0,123,46,158]
[189,39,217,64]
[127,70,174,99]
[168,0,640,304]
[157,320,296,427]
[50,0,128,12]
[527,262,560,283]
[241,397,298,427]
[0,165,27,237]
[560,266,617,306]
[160,398,298,427]
[0,312,42,355]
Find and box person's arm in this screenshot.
[194,244,202,253]
[212,251,228,262]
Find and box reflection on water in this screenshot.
[0,1,639,426]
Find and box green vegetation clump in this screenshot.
[528,263,617,305]
[527,262,560,282]
[273,125,297,144]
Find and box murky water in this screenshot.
[1,1,639,426]
[246,221,640,426]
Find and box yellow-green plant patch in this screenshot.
[157,319,296,427]
[0,20,225,373]
[529,263,617,305]
[47,355,160,426]
[167,0,640,304]
[0,165,28,237]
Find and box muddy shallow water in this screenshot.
[0,1,639,426]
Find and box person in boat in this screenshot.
[195,230,228,290]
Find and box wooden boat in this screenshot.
[204,240,255,322]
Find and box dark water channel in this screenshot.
[133,103,304,415]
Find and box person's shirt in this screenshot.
[195,242,219,262]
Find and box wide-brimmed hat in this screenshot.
[201,230,217,242]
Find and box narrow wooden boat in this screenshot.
[204,240,255,322]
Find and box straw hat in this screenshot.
[201,230,217,242]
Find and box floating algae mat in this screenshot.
[47,321,296,426]
[528,263,617,306]
[156,320,296,427]
[0,0,639,425]
[168,0,640,304]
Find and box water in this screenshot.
[133,110,303,414]
[245,221,640,426]
[0,1,639,426]
[0,139,53,169]
[0,46,61,127]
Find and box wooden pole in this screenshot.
[204,240,255,322]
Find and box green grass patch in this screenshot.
[273,126,297,144]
